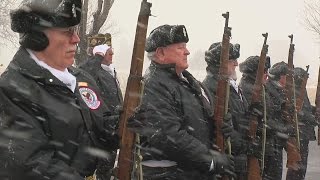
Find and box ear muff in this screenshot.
[10,9,41,33]
[19,32,49,51]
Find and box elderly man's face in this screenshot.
[41,26,80,70]
[227,59,238,80]
[102,48,114,65]
[162,42,190,74]
[279,74,287,87]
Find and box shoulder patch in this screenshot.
[79,87,101,110]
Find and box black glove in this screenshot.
[230,131,244,152]
[114,105,124,115]
[105,114,120,122]
[103,113,120,132]
[274,123,294,140]
[221,112,233,138]
[284,124,295,136]
[246,139,261,158]
[210,150,236,178]
[311,105,316,115]
[249,102,264,119]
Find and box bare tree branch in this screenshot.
[76,0,116,65]
[90,0,114,35]
[303,0,320,39]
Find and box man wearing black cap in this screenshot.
[239,55,271,103]
[80,36,123,115]
[203,42,258,180]
[128,24,235,180]
[0,0,118,179]
[264,61,295,180]
[238,55,277,178]
[286,67,317,180]
[79,37,123,180]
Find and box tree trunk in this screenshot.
[75,0,114,66]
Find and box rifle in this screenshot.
[295,65,309,113]
[292,65,309,156]
[247,33,269,180]
[117,1,152,179]
[283,34,301,171]
[213,12,232,179]
[315,66,320,145]
[261,85,267,175]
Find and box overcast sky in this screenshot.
[109,0,320,85]
[1,0,319,85]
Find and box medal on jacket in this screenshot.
[78,82,101,110]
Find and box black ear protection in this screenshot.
[19,32,49,51]
[11,10,49,51]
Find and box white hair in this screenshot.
[147,51,157,61]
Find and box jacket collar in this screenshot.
[150,61,177,72]
[206,65,220,76]
[9,47,70,88]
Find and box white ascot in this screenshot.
[27,49,77,92]
[229,79,239,93]
[229,78,243,101]
[101,63,115,77]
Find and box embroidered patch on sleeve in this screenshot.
[79,87,101,110]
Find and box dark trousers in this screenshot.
[234,154,247,180]
[286,140,309,180]
[263,146,283,180]
[141,165,214,180]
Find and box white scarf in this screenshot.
[229,78,243,100]
[101,63,115,77]
[229,79,239,93]
[27,49,77,92]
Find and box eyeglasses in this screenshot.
[53,26,80,37]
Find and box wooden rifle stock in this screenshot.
[247,33,269,180]
[295,65,309,112]
[284,35,301,171]
[293,65,309,155]
[213,12,231,179]
[117,1,151,179]
[315,66,320,145]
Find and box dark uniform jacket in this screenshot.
[203,66,249,156]
[297,91,316,141]
[128,62,216,176]
[79,55,122,180]
[0,48,117,180]
[203,67,250,176]
[264,79,288,154]
[239,74,281,157]
[239,74,257,105]
[79,55,123,114]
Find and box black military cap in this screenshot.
[10,0,82,33]
[205,42,240,66]
[10,0,82,51]
[268,61,288,79]
[239,55,271,74]
[145,24,189,52]
[294,67,309,86]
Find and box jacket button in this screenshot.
[49,79,53,82]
